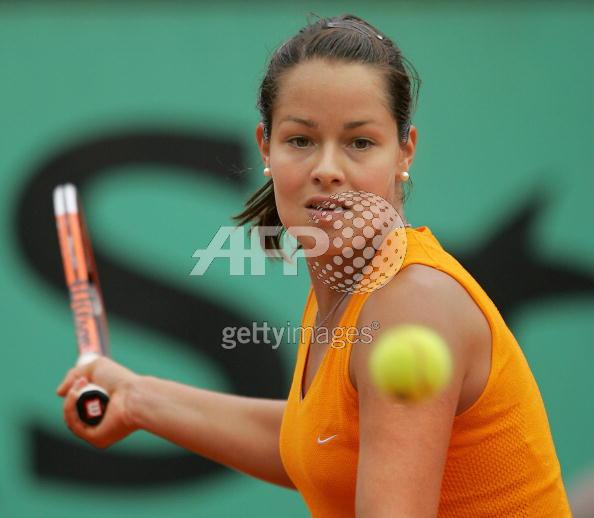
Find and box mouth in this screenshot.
[305,195,348,213]
[306,201,345,224]
[305,195,353,226]
[306,203,343,213]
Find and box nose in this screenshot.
[310,145,346,187]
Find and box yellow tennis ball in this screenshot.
[369,324,453,402]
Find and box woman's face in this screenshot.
[256,58,416,250]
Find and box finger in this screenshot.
[57,368,79,396]
[56,362,95,396]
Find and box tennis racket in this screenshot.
[53,183,110,426]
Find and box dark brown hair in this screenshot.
[234,14,421,254]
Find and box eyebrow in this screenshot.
[280,116,375,130]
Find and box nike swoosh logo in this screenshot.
[317,434,337,444]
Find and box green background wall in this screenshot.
[1,2,593,516]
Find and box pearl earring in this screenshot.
[263,166,271,177]
[400,171,410,182]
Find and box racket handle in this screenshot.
[75,352,109,425]
[76,383,109,426]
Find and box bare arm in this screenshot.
[129,376,294,488]
[352,265,476,516]
[57,359,295,489]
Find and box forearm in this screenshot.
[127,376,295,489]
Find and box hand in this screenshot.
[56,356,140,448]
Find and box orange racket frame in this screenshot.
[54,184,110,426]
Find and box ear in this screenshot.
[399,125,417,171]
[256,122,270,166]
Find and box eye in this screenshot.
[350,138,374,150]
[287,136,312,148]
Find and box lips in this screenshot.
[307,207,337,225]
[305,195,348,211]
[307,203,341,211]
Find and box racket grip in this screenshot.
[76,383,109,426]
[74,353,109,425]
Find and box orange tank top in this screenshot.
[279,226,571,517]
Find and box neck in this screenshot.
[308,274,351,326]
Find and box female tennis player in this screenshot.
[57,14,571,517]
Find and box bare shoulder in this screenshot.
[369,263,477,318]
